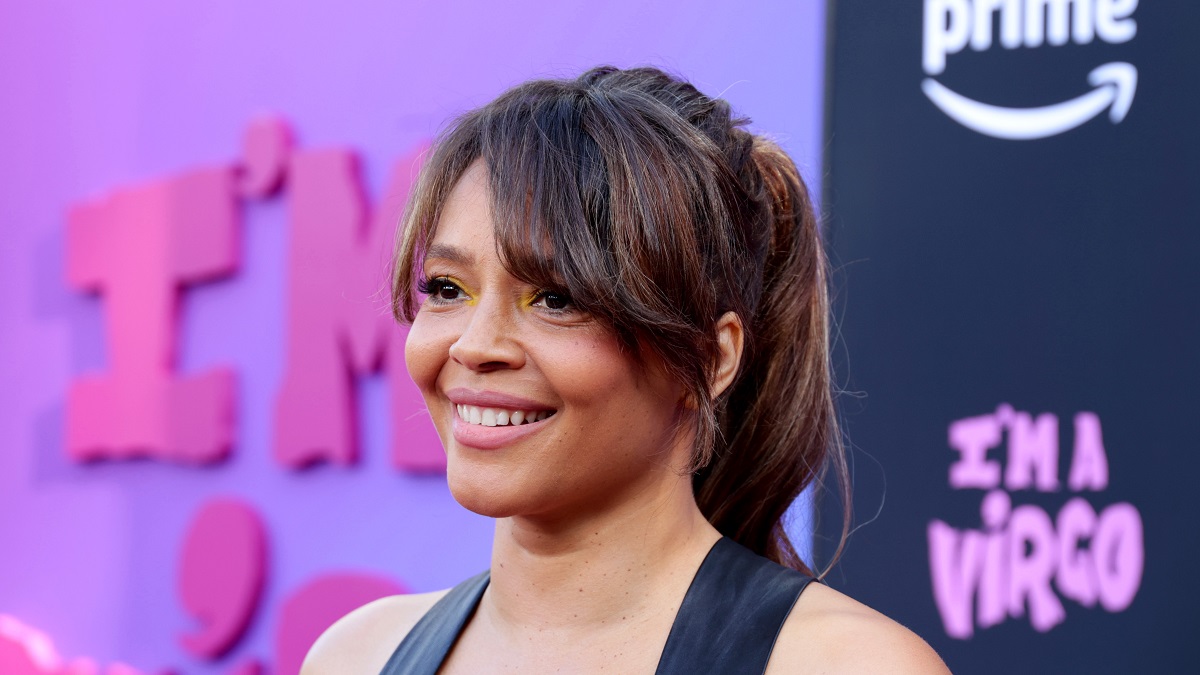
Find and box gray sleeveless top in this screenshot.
[379,537,815,674]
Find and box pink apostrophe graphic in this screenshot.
[274,573,405,675]
[178,499,267,658]
[239,117,293,198]
[66,167,238,463]
[274,144,445,471]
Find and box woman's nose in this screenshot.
[447,299,525,372]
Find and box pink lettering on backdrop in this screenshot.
[274,145,444,471]
[221,661,263,675]
[1092,503,1144,611]
[947,413,1002,489]
[926,522,985,639]
[976,490,1010,630]
[66,169,238,463]
[1069,412,1109,490]
[1055,497,1099,607]
[1007,504,1065,631]
[0,615,57,675]
[1003,408,1059,491]
[0,615,161,675]
[274,573,406,675]
[929,406,1143,639]
[177,498,267,658]
[61,117,436,670]
[927,489,1011,638]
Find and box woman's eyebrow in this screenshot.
[423,243,473,266]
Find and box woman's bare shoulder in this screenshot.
[299,589,450,675]
[766,582,950,674]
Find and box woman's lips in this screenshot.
[445,388,558,450]
[444,387,556,411]
[451,410,555,450]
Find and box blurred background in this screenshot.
[1,1,1195,673]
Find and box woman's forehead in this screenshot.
[439,161,492,227]
[427,162,494,253]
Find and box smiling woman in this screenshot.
[302,66,948,674]
[404,161,695,522]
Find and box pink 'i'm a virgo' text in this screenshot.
[928,404,1144,639]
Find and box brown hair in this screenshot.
[392,66,848,576]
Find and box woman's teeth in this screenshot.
[456,405,554,427]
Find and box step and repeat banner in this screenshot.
[824,1,1198,672]
[0,2,828,672]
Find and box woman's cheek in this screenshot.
[403,315,450,398]
[574,339,637,399]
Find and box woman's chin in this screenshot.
[445,466,534,519]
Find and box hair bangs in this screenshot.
[480,87,627,336]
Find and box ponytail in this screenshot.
[694,136,849,576]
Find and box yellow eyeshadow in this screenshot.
[453,278,480,306]
[519,290,542,310]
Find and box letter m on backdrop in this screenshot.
[275,144,444,471]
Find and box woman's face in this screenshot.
[404,162,689,521]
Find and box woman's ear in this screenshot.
[711,312,745,398]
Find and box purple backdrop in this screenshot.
[0,1,826,671]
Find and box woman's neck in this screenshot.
[483,470,721,637]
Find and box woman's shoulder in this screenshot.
[299,589,450,675]
[766,581,951,674]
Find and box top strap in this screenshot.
[379,538,813,675]
[379,570,490,675]
[654,537,815,675]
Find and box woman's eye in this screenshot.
[419,277,466,304]
[533,290,573,311]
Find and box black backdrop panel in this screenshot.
[823,1,1199,672]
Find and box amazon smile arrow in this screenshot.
[922,62,1138,140]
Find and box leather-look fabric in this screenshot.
[378,570,490,674]
[379,537,814,674]
[653,537,814,674]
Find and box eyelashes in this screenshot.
[416,275,465,303]
[417,275,577,314]
[531,290,574,312]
